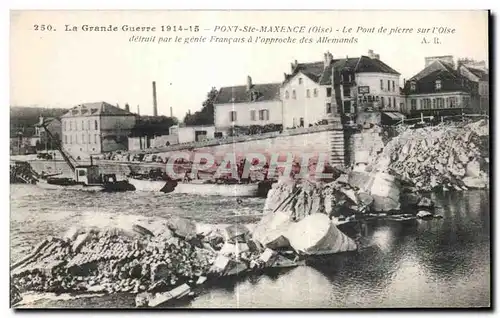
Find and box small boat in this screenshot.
[128,176,259,197]
[172,181,259,197]
[127,177,171,192]
[36,177,105,192]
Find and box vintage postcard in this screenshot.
[10,10,490,309]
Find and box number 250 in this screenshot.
[34,24,53,31]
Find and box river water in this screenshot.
[10,184,491,308]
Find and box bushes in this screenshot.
[228,124,283,137]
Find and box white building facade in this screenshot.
[214,76,282,135]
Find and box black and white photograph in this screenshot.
[9,10,490,309]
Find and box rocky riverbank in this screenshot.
[368,119,489,192]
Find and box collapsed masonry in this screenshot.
[10,205,358,308]
[369,119,489,191]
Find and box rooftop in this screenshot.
[214,83,281,104]
[62,102,135,118]
[284,55,400,86]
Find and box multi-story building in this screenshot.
[402,58,474,116]
[457,59,489,113]
[281,50,402,128]
[281,53,336,129]
[61,102,136,156]
[213,76,282,135]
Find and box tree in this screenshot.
[183,87,218,126]
[130,115,179,137]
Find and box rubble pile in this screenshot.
[11,209,360,307]
[11,227,215,297]
[370,120,489,191]
[264,173,413,217]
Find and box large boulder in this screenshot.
[251,211,292,249]
[167,217,197,240]
[286,213,357,255]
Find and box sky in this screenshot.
[10,10,488,119]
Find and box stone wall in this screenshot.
[345,127,385,167]
[27,125,347,178]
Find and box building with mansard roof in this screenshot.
[402,58,475,117]
[61,102,137,156]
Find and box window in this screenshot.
[78,170,86,177]
[392,81,395,92]
[87,120,90,130]
[94,120,98,130]
[76,134,79,143]
[82,134,85,144]
[343,87,351,97]
[229,111,237,122]
[81,120,84,131]
[70,121,73,131]
[298,78,303,84]
[463,96,470,107]
[313,88,318,97]
[381,96,385,107]
[388,97,392,107]
[432,99,437,109]
[436,98,444,108]
[306,89,310,98]
[292,90,296,99]
[393,97,396,108]
[64,121,67,131]
[387,80,390,91]
[326,87,332,97]
[410,82,416,91]
[326,103,332,114]
[299,118,304,127]
[285,91,289,99]
[411,99,417,110]
[64,135,67,144]
[435,80,442,91]
[94,134,97,144]
[250,110,256,121]
[70,135,73,144]
[259,109,269,121]
[449,97,457,108]
[421,98,432,109]
[380,79,384,90]
[343,101,351,113]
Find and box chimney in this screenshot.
[137,105,140,115]
[170,107,173,118]
[39,116,44,125]
[324,51,333,68]
[152,81,158,116]
[246,75,253,91]
[125,103,130,112]
[403,78,406,87]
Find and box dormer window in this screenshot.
[410,81,416,92]
[435,80,442,90]
[298,78,303,84]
